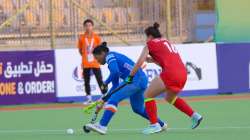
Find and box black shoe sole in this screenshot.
[83,125,91,133]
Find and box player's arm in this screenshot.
[78,48,82,56]
[109,78,119,92]
[102,55,120,101]
[130,46,149,76]
[104,54,120,85]
[78,37,83,56]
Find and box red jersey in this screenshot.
[147,38,185,72]
[147,38,187,93]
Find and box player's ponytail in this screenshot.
[93,42,110,55]
[145,22,162,38]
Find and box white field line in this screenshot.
[111,126,250,131]
[0,126,250,134]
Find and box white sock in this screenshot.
[192,112,202,120]
[151,123,160,127]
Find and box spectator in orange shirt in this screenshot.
[78,19,107,104]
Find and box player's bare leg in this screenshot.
[165,90,203,129]
[143,76,166,134]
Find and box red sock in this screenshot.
[145,99,158,124]
[173,97,194,117]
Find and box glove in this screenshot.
[100,83,108,94]
[125,75,134,84]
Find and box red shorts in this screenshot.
[160,70,187,93]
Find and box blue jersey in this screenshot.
[104,52,148,91]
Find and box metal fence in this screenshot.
[0,0,197,50]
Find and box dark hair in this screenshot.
[83,19,94,26]
[93,42,109,55]
[144,22,162,38]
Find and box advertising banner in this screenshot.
[110,44,218,91]
[0,51,57,105]
[56,43,218,101]
[217,43,250,93]
[177,43,218,91]
[55,49,104,100]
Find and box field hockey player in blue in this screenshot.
[85,42,167,135]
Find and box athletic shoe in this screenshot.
[85,123,107,135]
[83,100,93,105]
[83,97,93,105]
[142,123,162,135]
[161,123,168,131]
[191,112,203,129]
